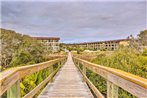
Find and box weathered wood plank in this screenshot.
[76,63,104,98]
[0,70,19,95]
[73,57,147,98]
[107,81,118,98]
[23,64,62,98]
[7,80,20,98]
[38,53,94,98]
[0,56,67,96]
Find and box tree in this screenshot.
[127,30,147,51]
[1,28,53,97]
[76,46,84,54]
[1,29,22,69]
[1,28,48,70]
[138,30,147,46]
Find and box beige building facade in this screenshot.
[33,37,60,52]
[66,39,129,51]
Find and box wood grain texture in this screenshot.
[75,62,104,98]
[23,63,63,98]
[73,57,147,98]
[38,53,94,98]
[7,80,20,98]
[107,81,118,98]
[0,56,67,96]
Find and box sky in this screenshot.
[1,0,147,43]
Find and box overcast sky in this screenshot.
[1,0,147,43]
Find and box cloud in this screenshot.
[1,1,146,43]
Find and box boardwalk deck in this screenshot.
[38,53,94,98]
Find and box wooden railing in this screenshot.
[0,56,67,98]
[73,56,147,98]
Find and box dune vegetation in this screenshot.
[1,28,63,97]
[73,30,147,98]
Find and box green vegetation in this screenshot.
[1,28,49,70]
[0,28,59,97]
[1,28,146,97]
[78,47,146,98]
[76,30,147,98]
[88,46,146,98]
[138,30,147,46]
[92,46,147,78]
[66,46,85,54]
[20,68,50,97]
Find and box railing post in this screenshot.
[49,65,54,82]
[7,80,20,98]
[60,61,63,67]
[107,81,118,98]
[77,61,80,67]
[58,61,61,67]
[83,65,86,75]
[82,63,86,82]
[61,60,64,66]
[61,60,63,65]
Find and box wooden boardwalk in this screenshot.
[1,53,146,98]
[38,53,94,98]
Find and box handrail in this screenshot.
[75,61,104,98]
[23,60,63,98]
[0,56,67,97]
[73,56,147,98]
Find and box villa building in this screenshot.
[33,37,60,52]
[66,39,129,51]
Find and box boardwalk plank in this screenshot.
[38,53,94,98]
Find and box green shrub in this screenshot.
[83,47,146,97]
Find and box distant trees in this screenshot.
[0,28,55,97]
[1,29,21,69]
[128,30,147,51]
[138,30,147,46]
[75,30,147,98]
[66,46,73,51]
[76,46,84,54]
[66,45,85,54]
[1,28,48,70]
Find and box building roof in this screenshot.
[66,39,129,45]
[32,37,60,40]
